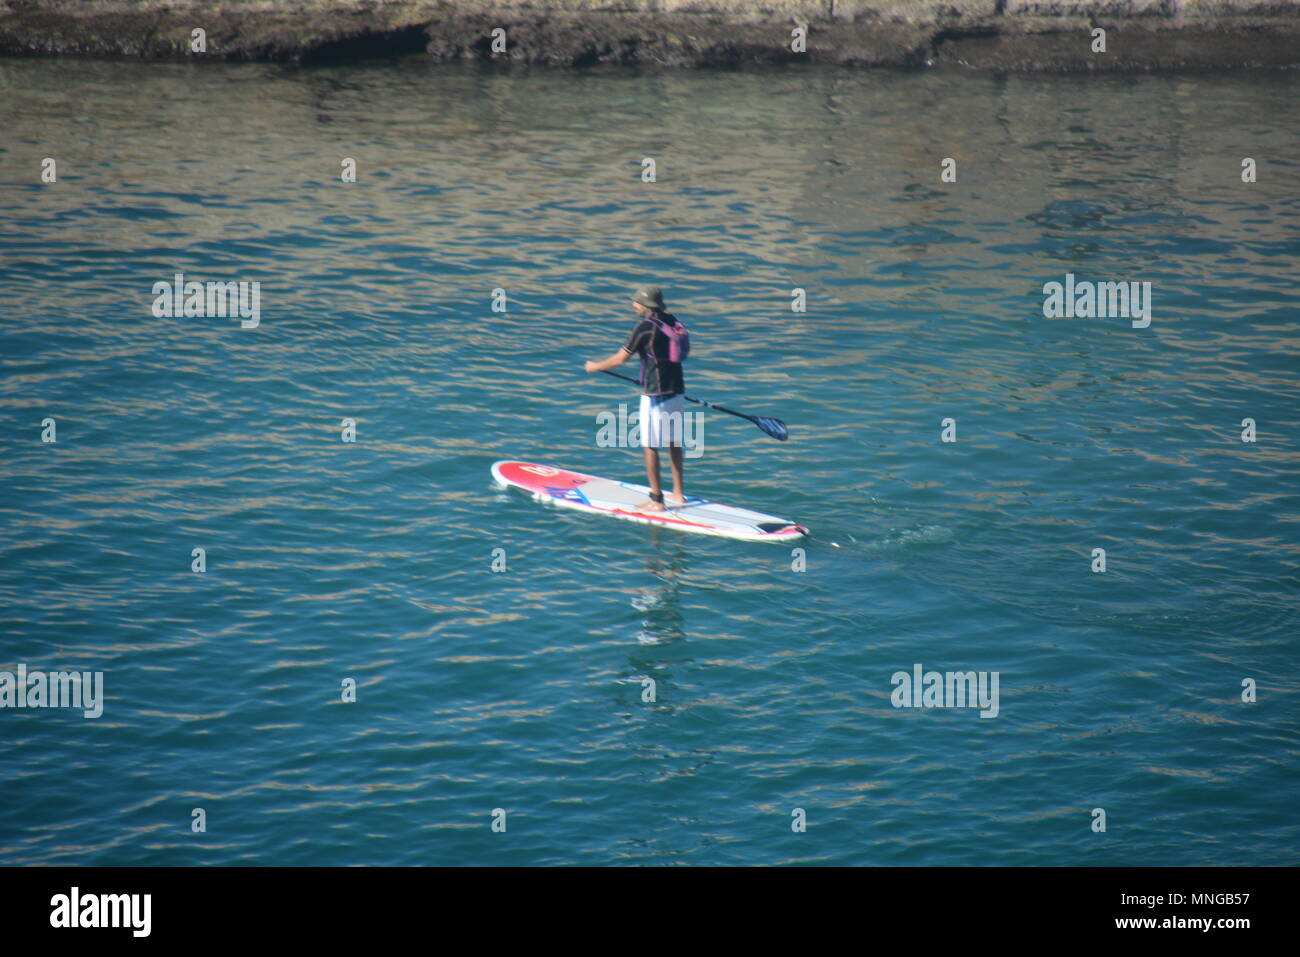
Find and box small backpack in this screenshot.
[646,313,690,363]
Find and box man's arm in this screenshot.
[585,348,631,374]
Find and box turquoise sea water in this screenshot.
[0,59,1297,865]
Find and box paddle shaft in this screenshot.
[600,370,752,424]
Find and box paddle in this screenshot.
[600,370,789,441]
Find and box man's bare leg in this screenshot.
[642,445,685,512]
[642,446,665,511]
[665,444,685,508]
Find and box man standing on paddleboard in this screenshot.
[584,286,689,513]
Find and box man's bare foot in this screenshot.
[638,494,685,513]
[634,494,686,514]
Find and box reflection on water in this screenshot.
[630,532,689,646]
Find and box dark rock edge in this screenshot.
[1,6,1297,70]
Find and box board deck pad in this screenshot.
[491,461,808,543]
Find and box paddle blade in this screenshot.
[754,416,789,441]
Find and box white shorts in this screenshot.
[639,393,685,448]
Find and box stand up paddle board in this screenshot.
[491,461,808,543]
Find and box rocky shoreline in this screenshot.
[0,1,1297,70]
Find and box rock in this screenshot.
[0,0,1294,68]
